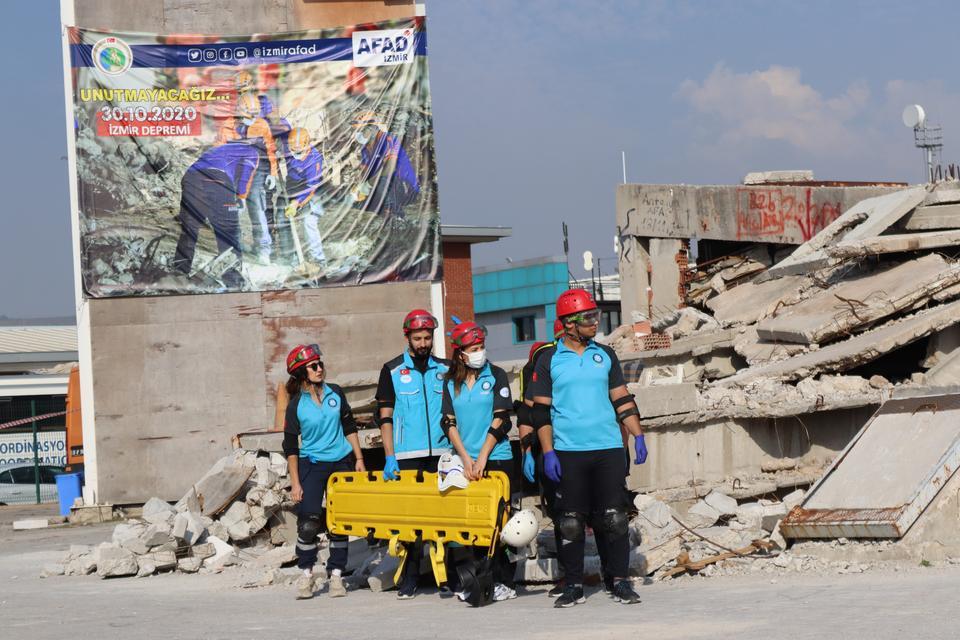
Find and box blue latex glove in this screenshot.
[383,455,400,481]
[543,451,562,483]
[522,451,536,483]
[634,434,648,465]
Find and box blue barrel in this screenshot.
[55,473,83,516]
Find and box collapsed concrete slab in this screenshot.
[630,383,699,418]
[707,275,812,327]
[827,229,960,258]
[756,255,960,345]
[764,187,927,279]
[899,203,960,231]
[718,298,960,386]
[781,393,960,539]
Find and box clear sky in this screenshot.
[3,1,960,318]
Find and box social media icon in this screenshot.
[203,49,217,62]
[187,49,201,62]
[218,48,233,61]
[234,48,247,60]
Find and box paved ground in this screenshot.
[2,505,958,639]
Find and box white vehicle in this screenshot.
[0,463,64,505]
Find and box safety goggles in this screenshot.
[566,309,601,327]
[306,361,324,372]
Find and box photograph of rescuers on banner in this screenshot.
[68,18,439,297]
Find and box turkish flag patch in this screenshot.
[532,372,539,382]
[400,369,410,375]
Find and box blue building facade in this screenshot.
[473,256,569,361]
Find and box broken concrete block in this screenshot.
[176,487,201,514]
[111,522,145,545]
[190,542,216,561]
[150,539,178,553]
[252,543,296,568]
[40,563,65,578]
[202,535,235,569]
[177,556,203,573]
[249,505,269,534]
[61,544,92,565]
[136,556,156,578]
[630,536,682,576]
[245,486,266,505]
[770,521,787,551]
[782,489,806,512]
[735,502,764,529]
[207,520,229,542]
[366,554,402,592]
[141,497,176,525]
[760,457,798,472]
[171,511,207,546]
[119,536,150,556]
[630,383,699,418]
[517,557,560,583]
[227,521,252,542]
[96,545,138,578]
[637,499,677,529]
[13,519,50,531]
[704,490,738,516]
[762,503,789,533]
[260,490,282,509]
[147,550,177,571]
[139,523,173,548]
[684,500,720,529]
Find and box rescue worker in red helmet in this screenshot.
[440,320,517,602]
[375,309,452,599]
[282,344,366,600]
[529,289,647,607]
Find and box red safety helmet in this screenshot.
[286,343,322,375]
[402,309,438,335]
[450,321,487,349]
[528,341,549,361]
[556,288,598,319]
[553,318,564,339]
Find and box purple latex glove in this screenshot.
[634,434,648,464]
[543,450,562,483]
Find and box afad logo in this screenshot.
[352,28,414,68]
[92,36,133,76]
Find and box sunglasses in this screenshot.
[306,361,324,372]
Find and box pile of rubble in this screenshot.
[605,183,960,427]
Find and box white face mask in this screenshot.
[464,349,487,369]
[354,130,370,145]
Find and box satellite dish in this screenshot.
[582,250,594,272]
[902,104,926,129]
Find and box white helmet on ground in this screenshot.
[500,509,540,547]
[438,452,469,492]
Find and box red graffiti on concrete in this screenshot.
[736,188,841,242]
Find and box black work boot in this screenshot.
[553,584,585,608]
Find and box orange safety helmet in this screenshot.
[288,127,312,160]
[236,92,261,119]
[402,309,438,335]
[450,321,487,349]
[556,288,598,319]
[286,344,322,375]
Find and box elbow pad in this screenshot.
[616,406,641,424]
[612,394,636,410]
[282,431,300,459]
[440,414,457,437]
[341,413,358,436]
[531,403,551,430]
[488,421,512,443]
[514,402,532,427]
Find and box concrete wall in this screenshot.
[616,183,902,320]
[629,406,877,492]
[66,0,426,503]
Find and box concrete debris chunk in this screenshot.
[40,563,65,578]
[13,518,50,531]
[704,490,738,516]
[171,511,207,546]
[136,556,156,578]
[252,543,296,569]
[141,497,176,525]
[630,537,682,576]
[685,500,721,529]
[96,545,138,578]
[177,556,203,573]
[203,535,235,569]
[112,523,146,547]
[761,503,789,532]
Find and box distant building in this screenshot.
[473,256,622,361]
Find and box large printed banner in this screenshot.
[68,19,440,297]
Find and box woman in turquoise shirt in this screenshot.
[440,320,518,602]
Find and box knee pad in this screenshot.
[600,508,629,537]
[556,512,585,543]
[297,514,324,544]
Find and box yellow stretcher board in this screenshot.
[326,470,510,586]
